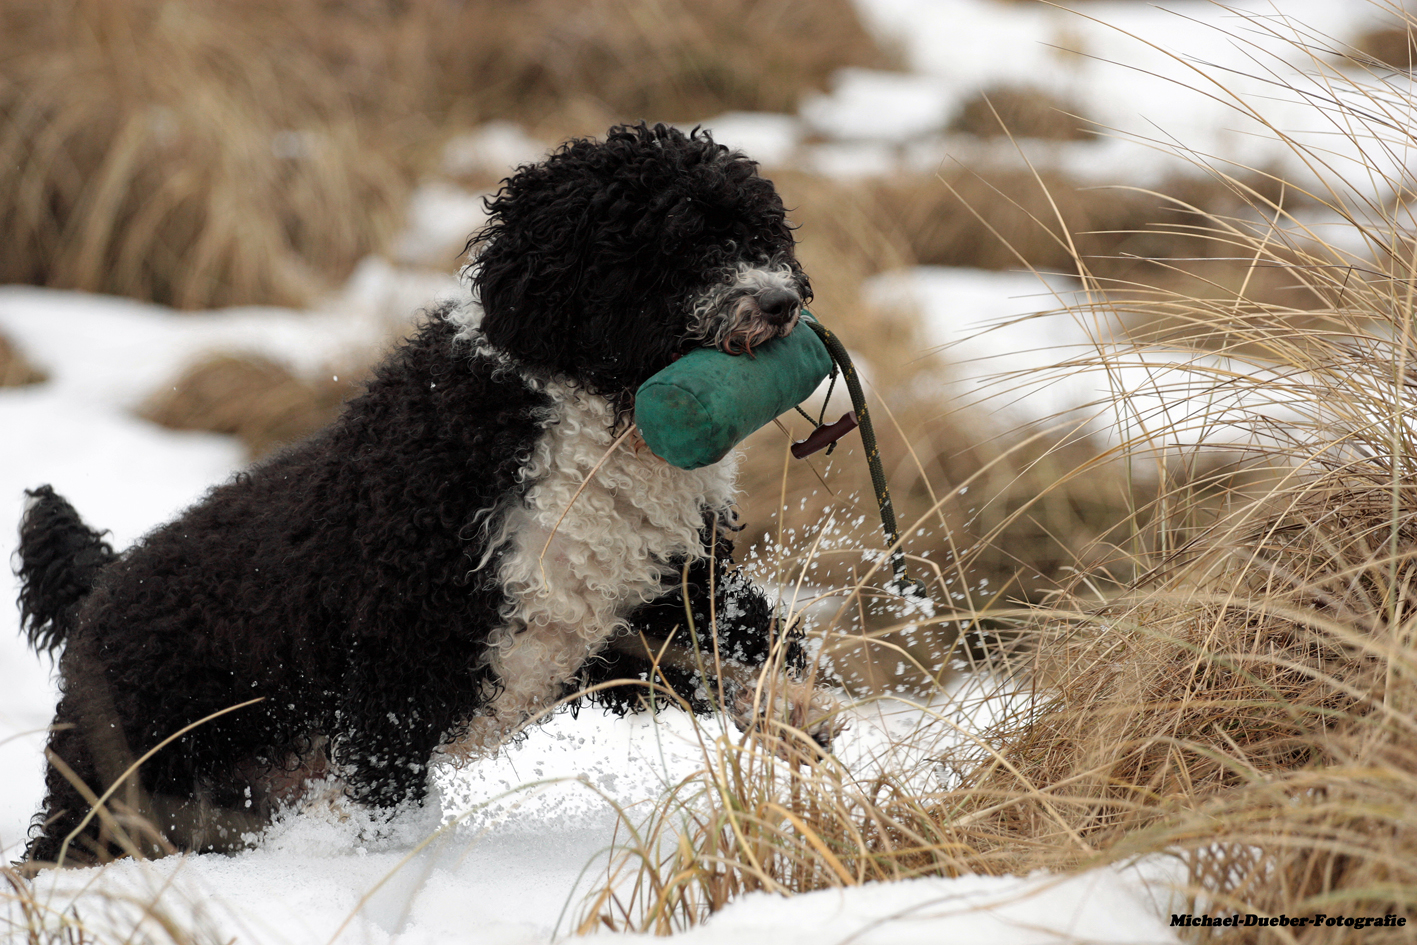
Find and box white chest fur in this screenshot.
[457,378,739,752]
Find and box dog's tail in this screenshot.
[16,485,117,655]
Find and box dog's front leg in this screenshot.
[335,648,444,811]
[583,533,844,752]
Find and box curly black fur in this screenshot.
[16,486,116,655]
[15,122,814,867]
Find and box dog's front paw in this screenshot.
[729,676,847,757]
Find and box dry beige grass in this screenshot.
[0,0,408,309]
[1351,24,1415,69]
[871,166,1294,286]
[578,8,1417,939]
[950,84,1097,141]
[511,0,894,133]
[0,331,46,387]
[0,0,890,309]
[139,354,357,459]
[943,472,1417,878]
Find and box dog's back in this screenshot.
[16,485,116,656]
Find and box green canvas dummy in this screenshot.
[635,314,833,469]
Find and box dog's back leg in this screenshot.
[23,657,162,867]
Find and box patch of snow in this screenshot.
[335,256,466,334]
[441,122,549,179]
[663,867,1178,944]
[692,112,802,166]
[801,68,957,143]
[848,0,1409,189]
[390,182,489,268]
[801,140,902,179]
[866,265,1315,455]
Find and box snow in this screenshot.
[801,69,957,143]
[664,869,1176,945]
[390,183,490,268]
[441,122,549,180]
[691,113,802,167]
[5,0,1394,940]
[795,0,1411,190]
[864,265,1321,461]
[18,837,1178,945]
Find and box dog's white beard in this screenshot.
[684,260,801,353]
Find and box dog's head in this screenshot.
[467,122,811,407]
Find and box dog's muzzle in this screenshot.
[723,285,802,355]
[756,286,801,327]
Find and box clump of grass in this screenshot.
[871,165,1293,288]
[510,0,895,132]
[943,472,1417,908]
[1349,22,1415,69]
[579,6,1417,937]
[0,0,408,309]
[0,331,46,387]
[579,737,965,934]
[138,353,359,459]
[950,84,1097,141]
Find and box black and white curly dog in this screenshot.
[15,122,840,867]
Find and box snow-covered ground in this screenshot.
[2,0,1397,941]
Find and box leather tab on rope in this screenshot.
[800,316,928,601]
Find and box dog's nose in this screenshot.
[756,287,801,325]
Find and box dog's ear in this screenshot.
[467,123,798,396]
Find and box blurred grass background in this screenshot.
[0,0,888,308]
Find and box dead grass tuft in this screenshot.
[514,0,894,133]
[0,331,46,387]
[139,354,358,459]
[872,166,1293,285]
[950,84,1097,141]
[938,463,1417,931]
[0,0,408,309]
[1350,24,1416,69]
[913,25,1417,922]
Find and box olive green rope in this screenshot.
[803,314,926,599]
